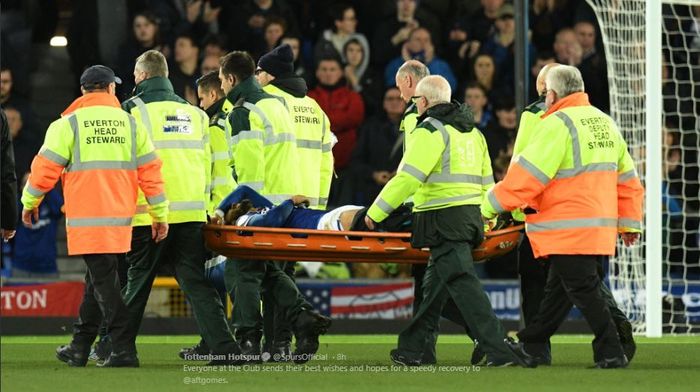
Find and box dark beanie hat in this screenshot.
[258,44,295,77]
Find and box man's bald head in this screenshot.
[395,60,430,103]
[536,63,561,96]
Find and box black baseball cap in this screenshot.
[80,65,122,87]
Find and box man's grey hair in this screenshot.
[135,50,169,78]
[397,59,429,81]
[415,75,451,106]
[545,65,584,97]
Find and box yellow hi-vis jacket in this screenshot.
[122,77,211,225]
[263,83,333,209]
[225,77,303,203]
[368,103,494,222]
[206,98,237,213]
[510,97,547,222]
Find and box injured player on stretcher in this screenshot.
[213,185,413,233]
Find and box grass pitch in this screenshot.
[2,335,699,392]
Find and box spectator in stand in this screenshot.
[529,51,556,100]
[147,0,221,45]
[308,56,365,172]
[553,28,582,67]
[200,54,220,75]
[463,0,504,45]
[281,36,312,86]
[343,38,382,118]
[484,96,517,168]
[530,0,579,53]
[1,109,17,244]
[574,20,610,112]
[222,0,300,53]
[349,87,406,206]
[446,0,506,83]
[254,16,287,59]
[384,28,456,91]
[169,33,201,105]
[0,67,37,138]
[116,11,169,99]
[11,172,63,278]
[469,54,503,102]
[202,34,228,58]
[4,107,39,187]
[464,82,493,131]
[314,4,370,70]
[481,4,536,89]
[372,0,441,67]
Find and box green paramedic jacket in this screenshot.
[263,81,333,209]
[122,77,211,225]
[368,102,494,222]
[206,98,236,213]
[225,76,303,204]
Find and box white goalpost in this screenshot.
[586,0,700,336]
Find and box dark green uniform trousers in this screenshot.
[398,241,513,362]
[262,261,298,348]
[398,205,513,363]
[412,263,474,363]
[123,223,238,354]
[224,258,309,342]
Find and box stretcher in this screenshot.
[203,224,524,264]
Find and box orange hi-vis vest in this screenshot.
[21,92,168,255]
[481,93,644,258]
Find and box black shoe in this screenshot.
[89,336,112,362]
[617,320,636,362]
[97,351,140,368]
[390,349,422,367]
[178,341,211,360]
[293,311,332,364]
[56,344,90,367]
[470,340,486,365]
[268,342,292,362]
[239,338,262,364]
[591,356,629,369]
[206,344,245,366]
[503,338,538,368]
[420,354,436,365]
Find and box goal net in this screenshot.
[585,0,700,335]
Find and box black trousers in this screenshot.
[518,234,630,354]
[97,254,128,339]
[72,254,132,353]
[517,255,624,361]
